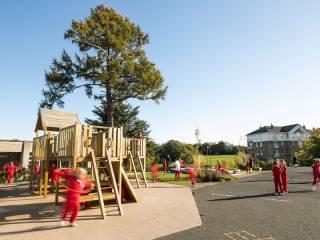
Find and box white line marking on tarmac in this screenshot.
[224,231,276,240]
[265,198,292,203]
[211,193,234,197]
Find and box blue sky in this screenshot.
[1,0,320,144]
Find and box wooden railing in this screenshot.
[32,135,47,160]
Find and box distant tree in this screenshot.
[200,141,237,155]
[146,139,161,169]
[158,140,197,164]
[297,128,320,166]
[85,100,150,137]
[40,5,167,126]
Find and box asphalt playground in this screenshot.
[160,167,320,240]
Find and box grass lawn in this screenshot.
[201,155,237,168]
[145,172,191,186]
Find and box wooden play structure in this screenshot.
[29,108,148,219]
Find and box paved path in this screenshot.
[0,182,201,240]
[160,167,320,240]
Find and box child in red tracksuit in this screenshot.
[272,160,283,196]
[163,159,168,175]
[151,164,159,183]
[54,168,92,227]
[280,159,288,194]
[49,164,57,184]
[312,158,320,192]
[188,167,196,187]
[4,162,19,186]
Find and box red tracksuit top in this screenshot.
[56,171,89,202]
[151,165,159,174]
[272,165,282,179]
[281,166,287,177]
[188,167,196,178]
[7,165,16,175]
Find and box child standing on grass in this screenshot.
[163,159,168,175]
[188,167,196,187]
[280,159,288,194]
[272,160,283,196]
[311,158,320,192]
[151,163,159,183]
[175,159,181,181]
[53,168,92,227]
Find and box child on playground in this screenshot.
[151,163,159,183]
[188,166,196,187]
[311,158,320,192]
[49,163,57,184]
[280,159,288,194]
[3,161,19,186]
[272,159,283,196]
[53,167,92,227]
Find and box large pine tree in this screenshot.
[41,5,167,126]
[85,101,150,137]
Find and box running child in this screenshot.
[150,163,159,183]
[272,160,283,196]
[53,167,92,227]
[4,162,19,186]
[188,166,196,187]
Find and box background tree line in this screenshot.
[199,141,238,155]
[145,139,238,169]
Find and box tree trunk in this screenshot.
[106,87,113,127]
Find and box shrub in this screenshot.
[256,160,273,170]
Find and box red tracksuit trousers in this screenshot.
[274,177,283,193]
[281,176,287,192]
[313,175,319,185]
[61,200,80,223]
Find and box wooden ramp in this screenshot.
[121,166,138,202]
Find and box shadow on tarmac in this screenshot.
[208,189,313,202]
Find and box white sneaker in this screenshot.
[60,221,65,226]
[280,192,284,196]
[70,222,78,227]
[274,192,279,196]
[313,186,316,192]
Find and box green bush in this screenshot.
[256,160,273,170]
[0,167,30,183]
[297,129,320,166]
[15,167,30,182]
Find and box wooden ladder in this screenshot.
[128,150,148,188]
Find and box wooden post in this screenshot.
[72,124,80,169]
[106,150,124,216]
[129,151,140,188]
[43,133,52,198]
[118,127,123,199]
[137,152,148,188]
[90,151,106,219]
[29,158,35,191]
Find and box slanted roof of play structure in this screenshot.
[34,108,80,132]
